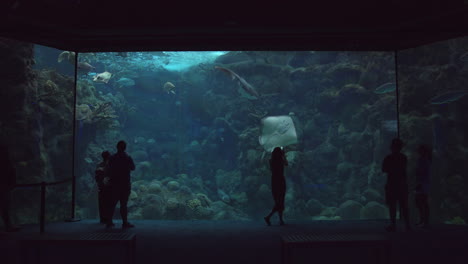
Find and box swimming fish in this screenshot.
[374,82,396,94]
[116,77,136,88]
[429,90,468,104]
[93,71,112,83]
[116,52,128,58]
[217,189,231,204]
[77,62,95,72]
[215,66,260,98]
[57,51,75,64]
[163,81,176,94]
[459,52,468,62]
[381,120,398,133]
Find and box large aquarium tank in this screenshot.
[1,36,467,227]
[73,51,397,221]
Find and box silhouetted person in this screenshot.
[382,138,410,232]
[0,143,20,232]
[106,141,135,228]
[414,144,431,228]
[264,147,288,226]
[95,150,111,224]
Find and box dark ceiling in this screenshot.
[1,0,468,51]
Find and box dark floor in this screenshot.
[1,219,468,264]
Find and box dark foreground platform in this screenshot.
[1,220,467,264]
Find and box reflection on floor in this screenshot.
[1,220,467,264]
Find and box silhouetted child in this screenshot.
[0,143,20,232]
[95,150,111,224]
[106,141,135,228]
[414,144,431,228]
[382,138,410,232]
[264,147,288,226]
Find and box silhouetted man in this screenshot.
[382,138,410,232]
[0,143,19,232]
[106,141,135,228]
[95,150,111,224]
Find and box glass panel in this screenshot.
[398,36,468,225]
[75,51,396,221]
[0,38,74,227]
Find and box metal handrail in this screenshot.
[15,177,72,188]
[13,177,73,233]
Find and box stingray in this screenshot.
[93,71,112,83]
[259,115,298,152]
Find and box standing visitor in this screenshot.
[382,138,411,232]
[106,141,135,228]
[264,147,288,226]
[95,150,111,224]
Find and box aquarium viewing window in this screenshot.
[3,37,468,228]
[73,50,397,221]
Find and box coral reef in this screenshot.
[445,216,466,225]
[1,39,74,224]
[360,201,388,219]
[336,200,364,220]
[305,199,324,216]
[76,102,118,125]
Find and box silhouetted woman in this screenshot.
[264,147,288,226]
[414,144,431,228]
[95,150,111,224]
